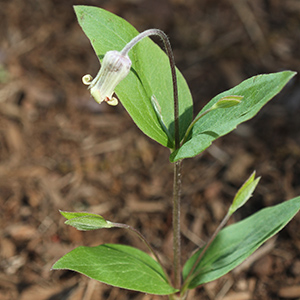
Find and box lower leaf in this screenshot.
[52,243,177,295]
[183,196,300,289]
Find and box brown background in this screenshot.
[0,0,300,299]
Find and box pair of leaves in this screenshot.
[53,211,177,295]
[53,195,300,294]
[75,6,296,162]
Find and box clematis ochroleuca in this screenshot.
[82,50,131,106]
[82,29,173,106]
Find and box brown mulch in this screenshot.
[0,0,300,299]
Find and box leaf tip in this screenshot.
[59,210,68,218]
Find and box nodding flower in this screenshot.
[82,29,171,106]
[82,50,132,106]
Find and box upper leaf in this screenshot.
[74,5,193,148]
[171,71,296,161]
[52,243,177,295]
[182,196,300,289]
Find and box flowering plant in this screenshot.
[52,6,300,300]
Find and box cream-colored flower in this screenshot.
[83,50,132,106]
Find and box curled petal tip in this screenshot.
[82,74,93,85]
[106,97,118,106]
[83,50,131,105]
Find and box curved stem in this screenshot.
[180,108,212,146]
[121,29,182,291]
[181,211,231,293]
[111,222,171,285]
[121,29,180,149]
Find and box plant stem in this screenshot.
[180,108,212,146]
[121,28,179,149]
[173,160,182,290]
[122,29,182,292]
[181,211,231,293]
[111,222,171,284]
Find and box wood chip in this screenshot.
[222,292,252,300]
[225,152,255,183]
[127,195,166,213]
[279,285,300,298]
[0,238,16,258]
[5,224,38,242]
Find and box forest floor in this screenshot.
[0,0,300,299]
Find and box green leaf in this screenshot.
[171,71,296,161]
[74,5,193,148]
[183,196,300,289]
[60,211,113,231]
[228,171,260,216]
[52,243,177,295]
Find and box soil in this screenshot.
[0,1,300,299]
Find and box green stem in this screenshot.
[111,222,171,285]
[122,29,182,292]
[121,29,179,149]
[181,211,231,294]
[181,108,212,146]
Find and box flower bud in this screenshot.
[83,50,132,106]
